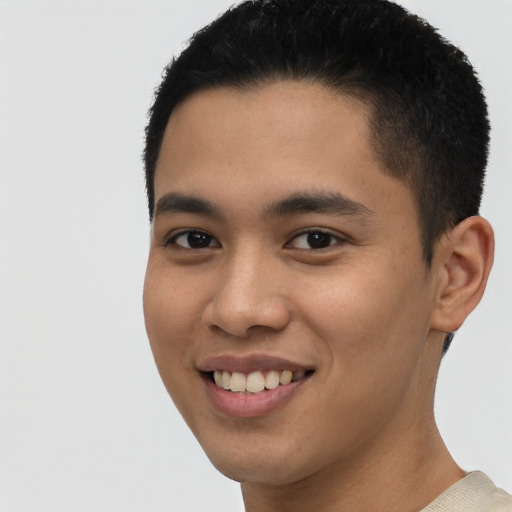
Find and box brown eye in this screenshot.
[305,232,333,249]
[170,230,219,249]
[289,230,343,250]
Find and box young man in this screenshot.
[142,0,511,510]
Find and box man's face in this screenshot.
[143,81,442,485]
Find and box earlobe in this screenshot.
[430,216,494,333]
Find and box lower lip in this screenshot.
[203,375,309,418]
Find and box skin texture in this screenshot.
[143,81,494,512]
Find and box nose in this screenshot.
[201,249,291,338]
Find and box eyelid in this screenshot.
[286,228,348,250]
[164,228,221,249]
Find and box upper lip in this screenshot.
[197,354,314,373]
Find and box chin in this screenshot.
[196,433,321,486]
[209,457,308,486]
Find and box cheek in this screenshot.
[290,269,434,449]
[143,258,208,335]
[296,264,432,369]
[143,264,212,429]
[143,264,201,380]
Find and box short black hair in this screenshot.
[144,0,490,354]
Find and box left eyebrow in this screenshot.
[264,191,373,219]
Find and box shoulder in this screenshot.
[421,472,512,512]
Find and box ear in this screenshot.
[430,216,494,333]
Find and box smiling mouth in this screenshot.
[209,369,314,394]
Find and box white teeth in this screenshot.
[222,370,231,390]
[213,369,309,393]
[265,370,280,389]
[230,372,246,392]
[279,370,293,385]
[246,371,265,393]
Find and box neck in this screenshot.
[241,417,464,512]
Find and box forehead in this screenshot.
[158,81,371,174]
[154,81,417,226]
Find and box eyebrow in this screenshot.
[153,191,373,221]
[265,192,373,219]
[154,193,223,220]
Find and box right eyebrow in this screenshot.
[154,193,223,220]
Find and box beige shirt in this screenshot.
[421,472,512,512]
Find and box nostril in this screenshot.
[200,273,291,337]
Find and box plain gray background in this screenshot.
[1,1,510,510]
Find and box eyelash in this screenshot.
[165,228,346,251]
[286,230,346,250]
[166,230,219,250]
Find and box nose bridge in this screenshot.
[202,242,290,336]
